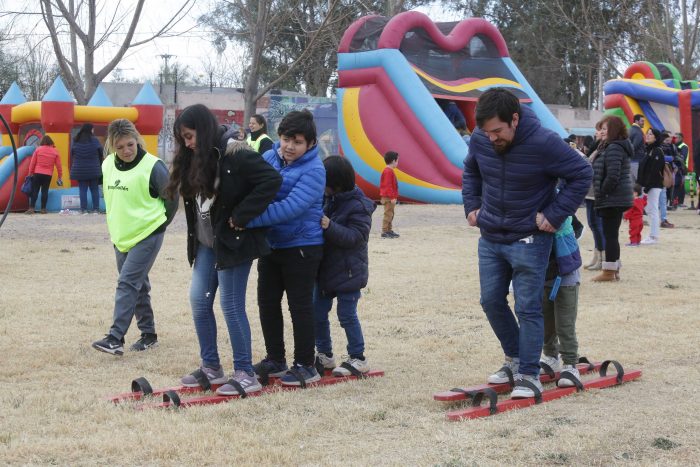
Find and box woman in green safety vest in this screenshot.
[246,114,274,155]
[92,119,179,356]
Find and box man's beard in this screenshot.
[493,141,511,155]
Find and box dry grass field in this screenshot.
[0,204,698,466]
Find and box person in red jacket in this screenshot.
[379,151,399,238]
[26,135,63,214]
[623,184,647,246]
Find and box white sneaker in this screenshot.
[332,357,370,376]
[487,357,520,384]
[539,354,562,375]
[511,374,544,398]
[557,365,581,388]
[640,236,658,245]
[315,352,336,370]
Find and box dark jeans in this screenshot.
[314,288,365,358]
[79,179,100,212]
[598,207,625,263]
[478,233,553,377]
[30,173,52,210]
[257,245,322,367]
[585,199,605,251]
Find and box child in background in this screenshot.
[539,215,583,387]
[379,151,400,238]
[246,110,326,387]
[623,184,647,247]
[314,156,375,377]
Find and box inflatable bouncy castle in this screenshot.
[604,61,698,173]
[337,11,566,203]
[0,78,163,212]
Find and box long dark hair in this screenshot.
[73,123,94,143]
[166,104,220,199]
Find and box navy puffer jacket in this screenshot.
[462,106,592,244]
[70,137,102,180]
[318,186,375,294]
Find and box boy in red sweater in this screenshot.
[379,151,399,238]
[623,184,646,246]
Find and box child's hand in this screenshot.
[320,215,330,229]
[228,217,245,230]
[391,199,397,205]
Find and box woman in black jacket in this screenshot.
[591,115,633,281]
[166,104,282,396]
[70,123,103,213]
[638,128,666,244]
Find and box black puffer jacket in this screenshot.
[592,139,633,210]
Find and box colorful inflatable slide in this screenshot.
[336,11,566,203]
[604,61,698,172]
[0,78,163,212]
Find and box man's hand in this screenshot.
[467,208,480,227]
[536,212,556,233]
[320,215,330,229]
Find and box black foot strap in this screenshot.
[514,379,543,404]
[190,368,211,391]
[539,362,556,379]
[286,367,307,389]
[163,390,181,407]
[600,360,624,384]
[258,368,271,387]
[578,356,594,372]
[447,388,499,414]
[223,379,247,398]
[340,362,366,378]
[314,356,326,378]
[131,377,153,395]
[498,366,515,388]
[558,370,584,391]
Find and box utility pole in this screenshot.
[157,54,176,101]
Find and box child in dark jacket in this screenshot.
[314,156,376,376]
[623,184,647,246]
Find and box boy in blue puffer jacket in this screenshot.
[247,110,326,387]
[313,156,376,377]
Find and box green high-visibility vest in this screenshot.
[678,142,689,167]
[102,152,166,252]
[246,133,271,153]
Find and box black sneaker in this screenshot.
[381,232,396,239]
[92,334,124,356]
[388,230,400,238]
[129,333,158,352]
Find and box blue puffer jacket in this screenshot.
[247,142,325,248]
[462,106,592,244]
[318,186,375,294]
[70,137,103,180]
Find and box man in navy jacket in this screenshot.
[462,88,592,398]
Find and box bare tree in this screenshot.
[34,0,195,104]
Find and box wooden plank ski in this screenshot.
[434,361,602,402]
[136,370,385,410]
[445,362,641,421]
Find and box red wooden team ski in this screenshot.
[437,360,641,420]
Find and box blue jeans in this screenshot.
[585,199,605,251]
[660,189,667,220]
[478,233,553,376]
[79,179,100,211]
[313,288,364,357]
[190,243,254,373]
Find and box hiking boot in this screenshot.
[216,370,262,395]
[557,364,582,388]
[660,220,674,228]
[510,374,544,399]
[92,334,124,356]
[315,352,336,371]
[181,364,228,387]
[253,357,289,378]
[539,355,562,375]
[129,333,158,351]
[487,357,520,384]
[332,357,370,377]
[280,363,321,386]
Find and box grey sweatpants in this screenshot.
[542,284,579,365]
[109,232,164,340]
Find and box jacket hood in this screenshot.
[333,186,376,215]
[216,124,238,154]
[608,138,634,157]
[512,105,542,145]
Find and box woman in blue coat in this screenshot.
[70,123,103,213]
